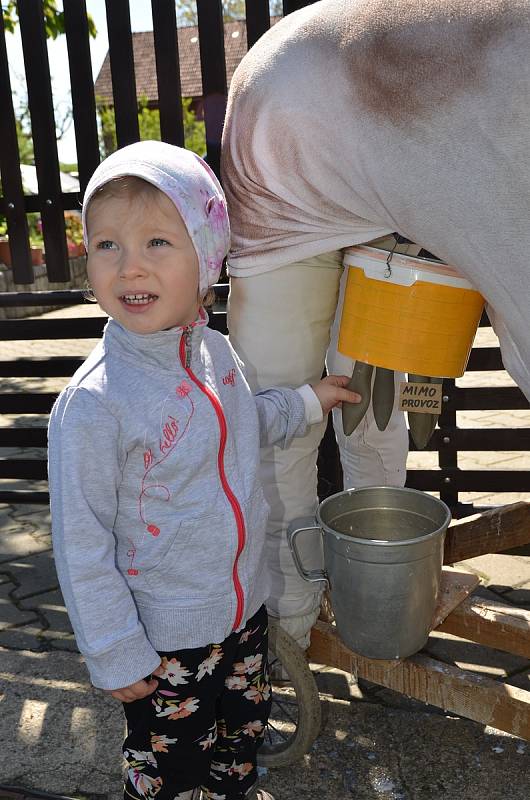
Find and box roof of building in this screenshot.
[94,18,279,105]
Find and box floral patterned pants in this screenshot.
[123,605,271,800]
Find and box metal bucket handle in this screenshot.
[287,517,329,587]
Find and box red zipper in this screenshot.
[179,328,246,630]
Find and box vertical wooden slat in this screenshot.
[0,12,32,283]
[245,0,271,49]
[63,0,100,196]
[105,0,139,148]
[196,0,227,177]
[151,0,184,146]
[283,0,315,14]
[317,414,343,500]
[18,0,69,282]
[439,378,458,507]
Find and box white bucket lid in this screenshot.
[343,245,477,290]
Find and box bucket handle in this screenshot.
[287,517,329,586]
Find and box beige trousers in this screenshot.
[227,252,408,646]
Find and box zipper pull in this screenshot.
[183,326,192,368]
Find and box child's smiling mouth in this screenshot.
[121,293,158,307]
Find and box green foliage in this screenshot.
[27,213,43,247]
[137,100,162,142]
[98,97,206,158]
[182,97,206,156]
[15,117,33,164]
[2,0,96,38]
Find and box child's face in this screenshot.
[86,188,200,334]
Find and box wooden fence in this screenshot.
[1,0,529,515]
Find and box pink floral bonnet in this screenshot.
[81,140,230,293]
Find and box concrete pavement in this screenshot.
[1,304,530,799]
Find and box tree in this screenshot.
[98,97,206,158]
[176,1,283,25]
[12,87,73,165]
[2,0,96,38]
[15,117,33,164]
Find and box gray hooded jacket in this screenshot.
[48,313,322,690]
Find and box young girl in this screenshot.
[48,141,360,800]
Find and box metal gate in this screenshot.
[1,0,529,515]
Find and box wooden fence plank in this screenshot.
[466,347,504,371]
[0,285,228,308]
[245,0,271,48]
[407,470,530,494]
[0,393,57,414]
[308,621,530,740]
[0,491,48,505]
[444,503,530,563]
[0,318,107,341]
[0,290,87,307]
[0,358,83,377]
[105,0,139,147]
[152,0,184,146]
[437,596,530,659]
[433,428,530,451]
[0,428,47,447]
[446,386,529,411]
[0,12,32,283]
[63,0,100,196]
[283,0,317,13]
[438,378,458,507]
[0,312,228,341]
[0,459,47,480]
[17,0,69,282]
[196,0,227,175]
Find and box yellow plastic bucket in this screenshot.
[338,246,485,377]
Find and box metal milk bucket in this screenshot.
[288,486,451,659]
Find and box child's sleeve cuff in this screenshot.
[296,384,324,425]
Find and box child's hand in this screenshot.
[311,375,362,416]
[107,662,164,703]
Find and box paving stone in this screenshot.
[0,506,35,535]
[19,589,73,637]
[49,635,79,653]
[0,532,50,562]
[457,553,530,589]
[3,550,58,600]
[459,490,530,507]
[0,646,123,798]
[0,624,46,650]
[9,503,51,527]
[3,507,51,541]
[0,584,39,629]
[458,452,525,470]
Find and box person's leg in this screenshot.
[201,606,271,800]
[228,253,343,647]
[326,264,409,489]
[122,641,232,800]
